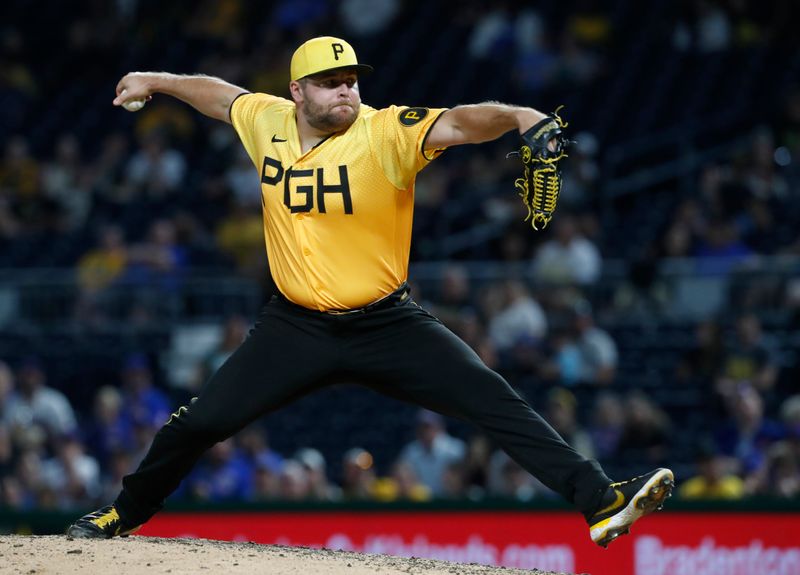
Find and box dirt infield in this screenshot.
[0,535,581,575]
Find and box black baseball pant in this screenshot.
[115,286,611,526]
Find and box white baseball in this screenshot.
[120,89,146,112]
[122,98,146,112]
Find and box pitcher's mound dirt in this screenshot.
[0,535,581,575]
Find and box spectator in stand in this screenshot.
[429,264,475,336]
[341,447,378,501]
[122,222,187,322]
[5,357,77,439]
[236,423,283,477]
[125,131,186,199]
[565,4,611,48]
[371,461,431,502]
[0,192,20,241]
[744,127,789,203]
[785,277,800,333]
[617,391,672,468]
[277,459,311,501]
[555,29,602,89]
[512,8,557,95]
[611,258,671,319]
[695,0,733,52]
[294,447,340,501]
[39,433,101,508]
[440,461,469,499]
[215,201,266,277]
[0,136,40,202]
[559,132,599,210]
[128,418,159,472]
[540,329,582,386]
[487,280,548,356]
[716,314,780,396]
[675,195,712,238]
[660,223,693,259]
[185,0,244,42]
[0,361,16,428]
[776,86,800,154]
[760,441,800,498]
[338,0,399,37]
[531,215,601,285]
[396,410,465,497]
[672,0,732,53]
[133,97,198,146]
[468,3,514,60]
[693,218,754,276]
[251,453,284,501]
[676,319,725,385]
[462,435,492,498]
[125,218,188,292]
[74,225,130,328]
[197,314,250,383]
[225,147,263,208]
[88,132,134,209]
[77,225,129,295]
[118,353,171,430]
[185,438,253,502]
[741,198,782,254]
[714,382,784,491]
[754,395,800,497]
[472,332,501,372]
[97,451,134,506]
[41,134,92,232]
[572,300,618,385]
[270,0,329,36]
[678,439,745,500]
[774,87,800,195]
[0,30,38,133]
[7,444,45,509]
[0,424,12,505]
[84,386,134,469]
[544,387,595,460]
[588,392,625,462]
[487,451,537,500]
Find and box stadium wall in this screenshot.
[3,500,799,575]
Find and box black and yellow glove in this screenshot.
[508,106,572,230]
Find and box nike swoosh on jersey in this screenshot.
[271,135,287,143]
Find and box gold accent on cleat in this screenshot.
[91,508,120,530]
[596,488,625,515]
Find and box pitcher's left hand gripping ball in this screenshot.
[508,106,572,230]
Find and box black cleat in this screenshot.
[66,505,141,539]
[589,468,674,548]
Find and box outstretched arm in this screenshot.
[113,72,248,124]
[424,102,548,149]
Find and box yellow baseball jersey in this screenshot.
[230,93,447,311]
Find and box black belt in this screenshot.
[279,282,411,315]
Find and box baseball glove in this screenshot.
[508,106,572,230]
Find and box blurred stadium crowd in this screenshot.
[1,0,800,511]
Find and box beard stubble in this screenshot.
[303,98,359,133]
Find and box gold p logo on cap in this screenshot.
[290,36,374,81]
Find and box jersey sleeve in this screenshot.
[368,105,449,190]
[229,92,287,165]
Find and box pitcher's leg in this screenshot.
[349,304,610,516]
[115,303,337,526]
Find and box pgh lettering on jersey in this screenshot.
[258,156,353,214]
[230,93,447,312]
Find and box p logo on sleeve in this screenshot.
[398,107,429,126]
